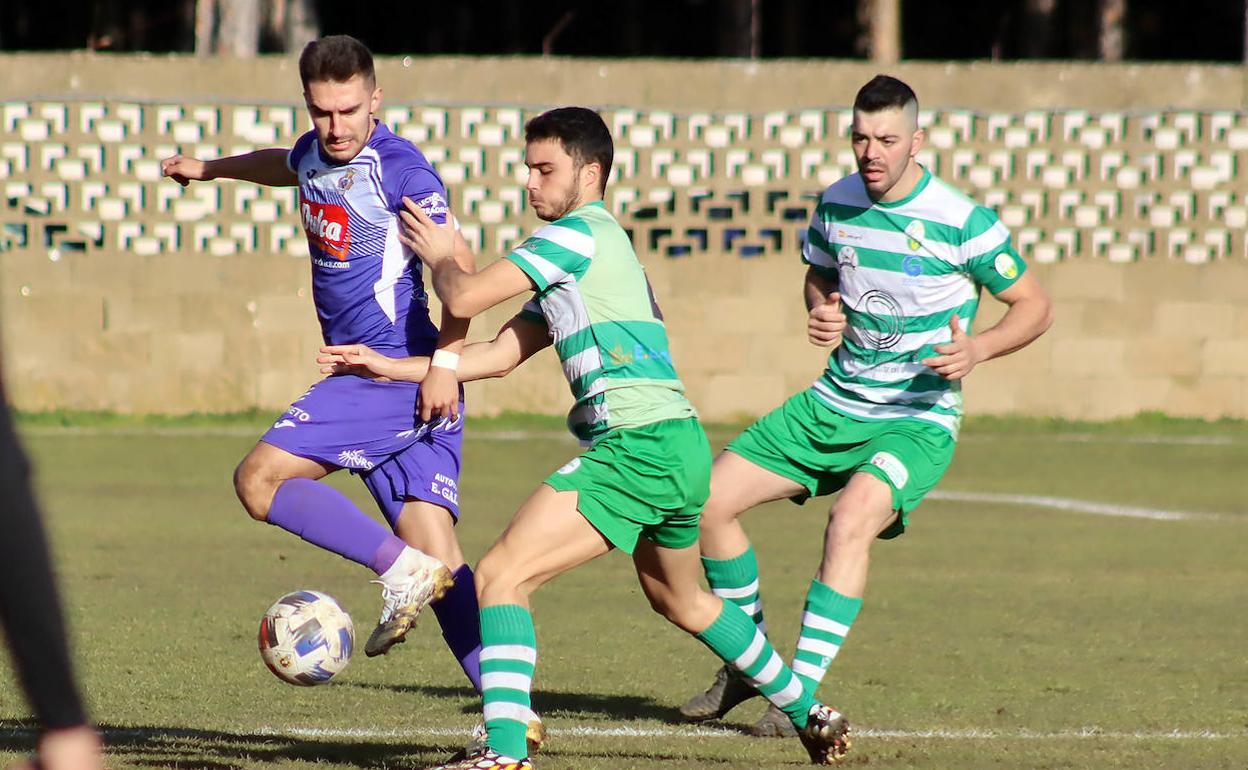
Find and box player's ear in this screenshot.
[910,127,925,157]
[370,87,383,116]
[584,161,602,193]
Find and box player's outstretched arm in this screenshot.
[922,271,1053,381]
[160,148,297,187]
[398,197,533,318]
[318,314,551,384]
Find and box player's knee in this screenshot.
[826,502,881,550]
[232,460,272,522]
[699,490,744,529]
[475,550,530,603]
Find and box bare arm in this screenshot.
[161,148,297,187]
[922,270,1054,380]
[318,313,551,383]
[419,230,478,420]
[804,265,837,311]
[804,266,846,347]
[398,197,534,317]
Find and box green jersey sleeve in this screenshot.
[961,205,1027,295]
[801,207,839,280]
[503,217,596,292]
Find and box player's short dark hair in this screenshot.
[525,107,614,194]
[854,74,918,114]
[299,35,375,90]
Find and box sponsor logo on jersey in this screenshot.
[904,220,925,251]
[556,457,581,475]
[856,289,905,351]
[430,472,459,506]
[337,449,375,470]
[869,451,910,489]
[902,254,923,277]
[272,419,297,429]
[836,229,862,241]
[994,252,1019,280]
[301,200,351,260]
[412,191,449,219]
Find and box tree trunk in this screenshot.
[217,0,261,57]
[283,0,319,53]
[1022,0,1057,57]
[1098,0,1125,62]
[858,0,901,64]
[195,0,215,56]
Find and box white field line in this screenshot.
[127,724,1248,741]
[926,490,1236,522]
[2,724,1243,743]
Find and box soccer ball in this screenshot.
[258,590,355,686]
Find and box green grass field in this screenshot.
[2,415,1246,769]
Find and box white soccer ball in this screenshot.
[258,590,355,686]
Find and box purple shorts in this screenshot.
[260,375,463,526]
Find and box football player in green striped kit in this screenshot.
[320,106,852,768]
[678,75,1054,737]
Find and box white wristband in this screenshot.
[430,349,460,371]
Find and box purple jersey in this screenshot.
[287,122,448,357]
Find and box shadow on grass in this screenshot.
[1,717,749,769]
[0,719,446,770]
[344,681,679,721]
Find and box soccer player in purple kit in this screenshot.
[159,35,484,689]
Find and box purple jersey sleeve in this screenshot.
[288,130,317,173]
[374,139,450,226]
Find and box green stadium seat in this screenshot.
[1,142,29,173]
[1090,226,1117,257]
[1106,241,1138,263]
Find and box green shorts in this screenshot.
[544,417,711,554]
[727,389,956,539]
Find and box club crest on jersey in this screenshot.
[301,200,351,261]
[837,245,858,271]
[337,168,356,191]
[904,220,925,251]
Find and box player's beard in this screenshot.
[540,171,585,222]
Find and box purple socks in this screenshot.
[267,478,405,574]
[267,480,482,691]
[432,564,483,692]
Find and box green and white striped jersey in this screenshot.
[802,168,1026,437]
[506,201,696,444]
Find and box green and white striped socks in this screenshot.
[480,604,537,760]
[695,600,814,728]
[792,579,862,696]
[702,546,767,632]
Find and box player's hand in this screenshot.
[398,197,457,265]
[922,314,983,381]
[160,154,209,187]
[808,291,846,347]
[317,343,395,382]
[7,725,105,770]
[418,363,460,422]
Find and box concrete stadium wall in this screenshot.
[2,55,1246,421]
